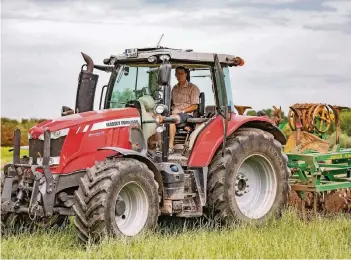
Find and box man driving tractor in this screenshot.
[169,66,200,154]
[1,47,292,244]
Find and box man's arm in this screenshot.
[182,84,200,114]
[182,104,198,113]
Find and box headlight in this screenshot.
[36,128,70,140]
[156,126,165,133]
[155,105,165,114]
[51,128,69,139]
[148,56,157,63]
[154,104,168,115]
[52,130,61,139]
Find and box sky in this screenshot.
[1,0,351,119]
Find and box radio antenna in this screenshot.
[157,34,164,47]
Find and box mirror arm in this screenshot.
[94,65,114,73]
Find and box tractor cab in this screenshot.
[68,47,246,162]
[105,63,212,152]
[104,61,220,157]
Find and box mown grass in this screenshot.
[1,211,351,259]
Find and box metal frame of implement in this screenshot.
[287,149,351,194]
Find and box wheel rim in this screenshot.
[115,181,149,236]
[235,154,277,219]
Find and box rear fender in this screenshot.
[98,147,163,194]
[188,115,286,167]
[240,120,286,144]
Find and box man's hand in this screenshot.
[172,108,182,115]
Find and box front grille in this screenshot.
[29,136,66,159]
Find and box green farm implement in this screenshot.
[280,103,351,214]
[287,148,351,213]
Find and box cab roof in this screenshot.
[103,46,241,67]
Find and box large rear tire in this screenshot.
[73,158,159,243]
[207,128,290,224]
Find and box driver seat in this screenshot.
[175,92,205,130]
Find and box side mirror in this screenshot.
[61,106,74,116]
[158,63,172,86]
[124,66,130,76]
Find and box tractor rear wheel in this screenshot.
[73,158,159,243]
[207,128,290,224]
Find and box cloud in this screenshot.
[1,0,351,119]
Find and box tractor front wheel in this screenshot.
[207,128,290,224]
[73,158,159,243]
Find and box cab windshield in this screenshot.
[108,66,158,108]
[108,64,216,110]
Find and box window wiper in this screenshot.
[116,66,126,83]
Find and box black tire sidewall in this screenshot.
[105,166,159,236]
[225,135,287,222]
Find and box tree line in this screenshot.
[1,118,47,146]
[1,110,350,147]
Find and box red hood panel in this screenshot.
[29,108,139,138]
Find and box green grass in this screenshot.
[1,146,28,169]
[1,211,351,259]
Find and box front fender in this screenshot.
[188,114,286,167]
[98,146,163,195]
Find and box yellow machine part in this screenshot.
[284,131,330,153]
[234,105,252,115]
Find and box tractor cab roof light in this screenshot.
[232,57,245,66]
[159,54,170,61]
[148,56,157,63]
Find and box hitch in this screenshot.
[2,129,57,217]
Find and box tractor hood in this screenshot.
[29,108,140,139]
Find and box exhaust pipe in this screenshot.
[75,52,99,113]
[81,52,94,73]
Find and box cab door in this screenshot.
[213,54,230,154]
[188,54,230,165]
[213,54,229,117]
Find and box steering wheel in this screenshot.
[134,87,150,99]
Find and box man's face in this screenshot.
[175,69,187,82]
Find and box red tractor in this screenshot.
[1,47,290,242]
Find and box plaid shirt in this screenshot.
[171,81,200,114]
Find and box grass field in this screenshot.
[1,212,351,259]
[0,146,28,169]
[1,147,351,259]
